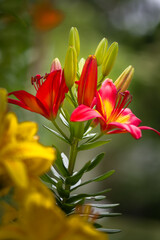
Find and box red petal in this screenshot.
[70,105,103,122]
[78,56,97,106]
[36,70,62,113]
[8,90,49,118]
[116,108,142,126]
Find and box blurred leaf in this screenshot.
[99,228,121,234]
[90,203,119,208]
[40,173,57,186]
[57,179,69,198]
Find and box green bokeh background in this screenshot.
[0,0,160,239]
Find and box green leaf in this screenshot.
[56,180,70,198]
[86,153,105,172]
[59,113,69,128]
[40,173,57,186]
[97,212,121,219]
[82,133,96,140]
[78,140,110,151]
[65,161,91,185]
[90,203,119,208]
[53,146,69,177]
[43,125,70,143]
[66,189,111,204]
[71,170,115,191]
[99,228,121,234]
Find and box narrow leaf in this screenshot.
[99,228,121,234]
[90,203,119,209]
[43,125,70,143]
[66,161,91,185]
[86,153,105,172]
[59,113,69,128]
[78,140,110,151]
[53,146,69,177]
[40,173,57,186]
[71,170,115,191]
[67,189,111,203]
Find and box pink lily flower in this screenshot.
[71,79,160,139]
[8,70,68,120]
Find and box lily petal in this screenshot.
[108,122,142,139]
[8,90,49,118]
[70,105,103,122]
[139,126,160,136]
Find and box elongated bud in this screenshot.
[78,55,97,107]
[95,38,108,66]
[78,58,85,75]
[102,42,118,77]
[64,46,77,88]
[50,58,62,72]
[114,65,134,92]
[69,27,80,57]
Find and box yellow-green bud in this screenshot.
[78,58,85,75]
[64,46,77,89]
[50,58,62,72]
[95,38,108,66]
[102,42,118,77]
[114,65,134,92]
[69,27,80,57]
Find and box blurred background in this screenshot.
[0,0,160,239]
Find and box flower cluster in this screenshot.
[1,27,160,239]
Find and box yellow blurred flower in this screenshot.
[0,88,55,192]
[0,180,108,240]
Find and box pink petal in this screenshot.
[99,79,117,108]
[70,105,103,122]
[108,122,142,139]
[139,126,160,136]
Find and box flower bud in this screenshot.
[50,58,62,72]
[102,42,118,77]
[78,58,85,75]
[94,38,108,66]
[114,65,134,92]
[69,27,80,57]
[64,46,77,89]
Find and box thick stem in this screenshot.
[68,137,79,175]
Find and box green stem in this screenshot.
[69,88,78,107]
[52,120,70,142]
[68,137,79,175]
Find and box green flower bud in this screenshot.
[114,65,134,92]
[64,46,77,89]
[102,42,118,77]
[78,58,85,75]
[95,38,108,66]
[69,27,80,57]
[50,58,62,72]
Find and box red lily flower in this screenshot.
[71,79,160,139]
[77,55,97,107]
[8,70,68,120]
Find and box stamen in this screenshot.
[31,74,43,91]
